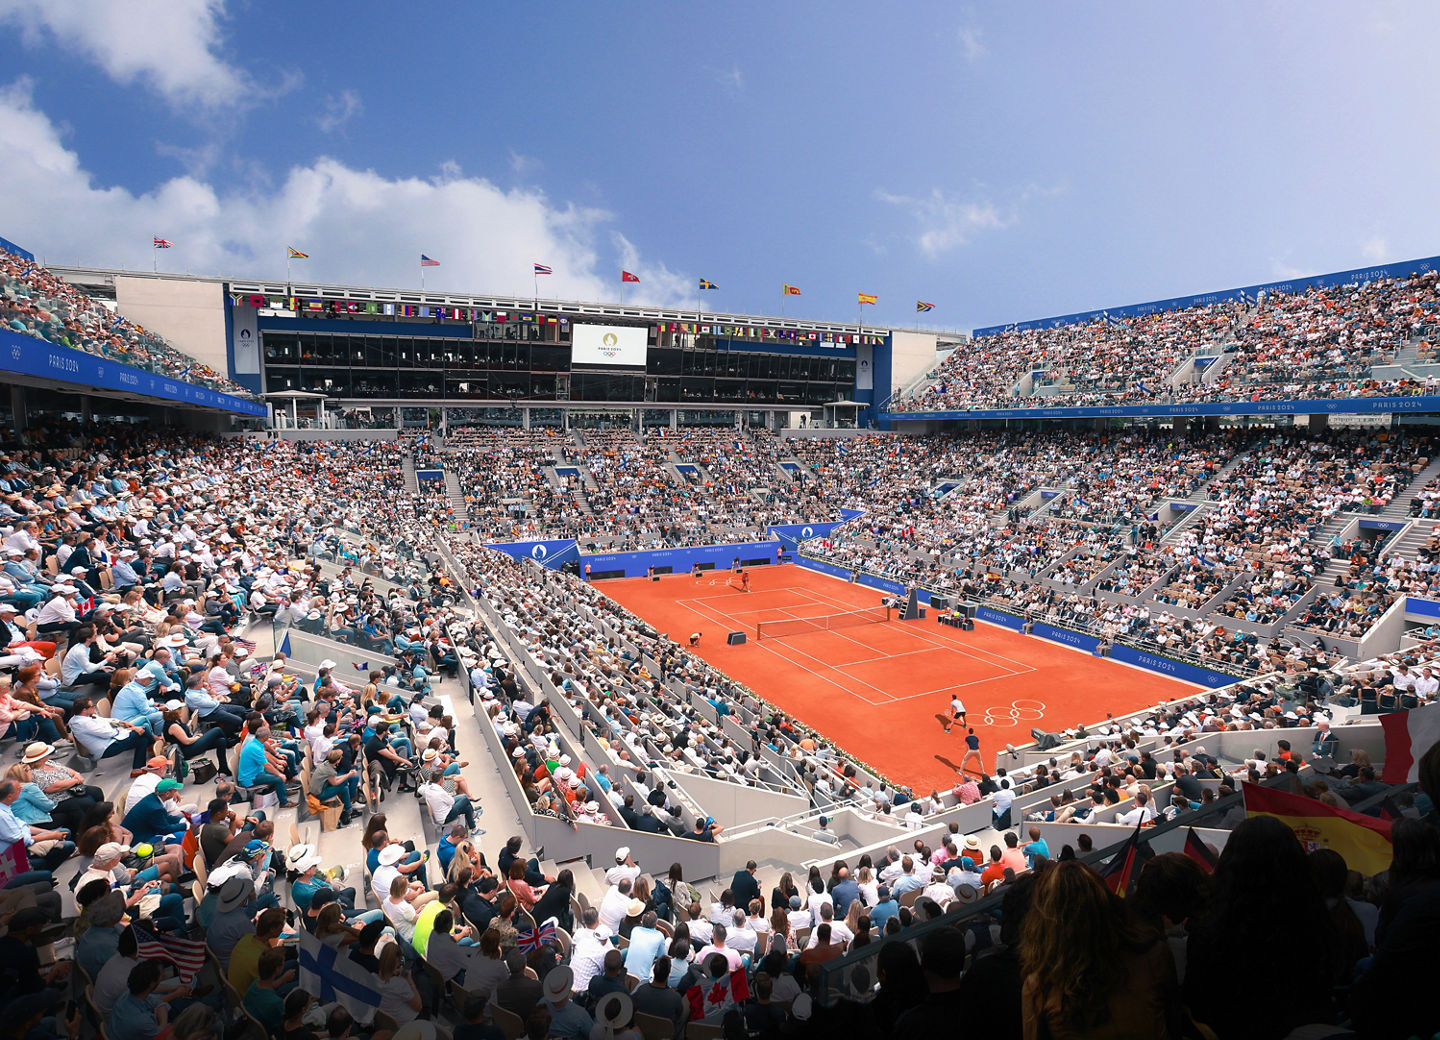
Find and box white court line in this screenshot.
[796,583,1041,676]
[680,595,898,705]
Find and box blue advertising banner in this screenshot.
[1032,622,1102,654]
[766,521,845,543]
[973,255,1440,337]
[839,508,867,521]
[486,539,579,569]
[977,605,1028,632]
[1404,597,1440,620]
[795,555,854,581]
[1108,644,1239,688]
[0,329,266,415]
[415,469,445,481]
[885,395,1440,423]
[1358,519,1408,532]
[0,236,34,263]
[583,540,780,579]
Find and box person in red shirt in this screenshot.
[980,846,1006,888]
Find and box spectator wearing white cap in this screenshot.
[33,584,80,635]
[606,846,641,886]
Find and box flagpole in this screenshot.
[780,286,785,319]
[152,240,157,274]
[421,260,425,292]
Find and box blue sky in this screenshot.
[0,1,1436,332]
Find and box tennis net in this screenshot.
[755,605,891,640]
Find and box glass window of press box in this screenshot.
[260,327,856,403]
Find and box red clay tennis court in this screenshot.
[600,563,1199,792]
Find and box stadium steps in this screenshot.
[1384,520,1434,565]
[401,454,419,493]
[1184,455,1246,501]
[1160,502,1213,544]
[663,462,690,485]
[1384,455,1440,518]
[443,469,466,513]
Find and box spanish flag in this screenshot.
[857,293,877,306]
[287,246,309,259]
[782,284,802,296]
[1243,783,1393,875]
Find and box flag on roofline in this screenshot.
[699,278,718,290]
[534,263,552,275]
[916,301,935,313]
[782,284,801,296]
[153,237,173,249]
[622,270,640,283]
[858,293,877,306]
[287,246,309,259]
[132,924,206,983]
[420,254,440,267]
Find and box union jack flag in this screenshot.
[153,238,173,249]
[516,921,557,952]
[133,923,206,982]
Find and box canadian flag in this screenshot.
[621,270,640,283]
[1380,704,1440,783]
[686,968,749,1021]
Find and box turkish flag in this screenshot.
[622,270,640,283]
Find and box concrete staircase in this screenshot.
[444,469,466,514]
[1184,455,1246,502]
[1382,455,1440,518]
[401,454,419,493]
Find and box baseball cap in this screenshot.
[156,778,183,793]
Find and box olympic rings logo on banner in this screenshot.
[982,699,1046,727]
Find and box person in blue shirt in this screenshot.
[111,670,164,736]
[111,960,177,1040]
[868,886,899,934]
[237,727,291,807]
[121,779,188,845]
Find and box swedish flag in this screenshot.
[699,279,718,290]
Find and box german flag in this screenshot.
[1243,783,1393,875]
[1182,827,1218,872]
[1100,821,1153,896]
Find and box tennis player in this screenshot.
[943,695,967,733]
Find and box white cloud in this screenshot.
[958,22,985,63]
[876,187,1010,257]
[711,64,745,94]
[1361,235,1390,263]
[316,89,362,134]
[1269,257,1308,280]
[612,233,693,304]
[509,150,543,178]
[0,0,279,107]
[0,80,691,306]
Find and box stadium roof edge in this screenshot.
[50,264,969,340]
[972,253,1440,338]
[0,328,265,416]
[883,394,1440,422]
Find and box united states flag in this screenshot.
[133,923,206,983]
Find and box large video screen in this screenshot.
[572,324,648,367]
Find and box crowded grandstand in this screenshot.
[0,238,1437,1040]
